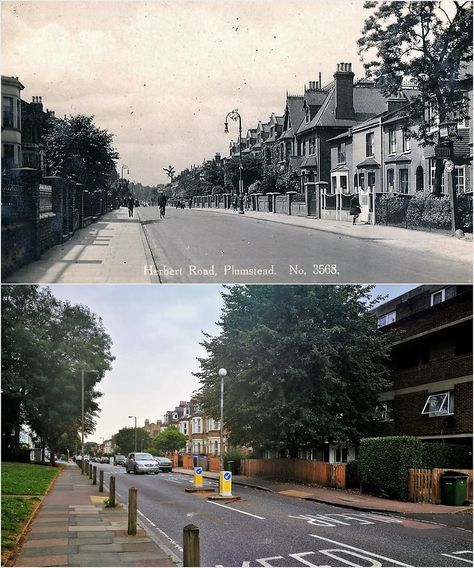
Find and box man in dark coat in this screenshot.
[127,195,135,217]
[349,193,361,225]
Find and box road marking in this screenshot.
[309,535,413,567]
[441,551,473,564]
[255,555,285,566]
[137,510,183,552]
[288,552,319,566]
[208,500,265,519]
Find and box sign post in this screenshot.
[219,471,232,497]
[193,466,203,488]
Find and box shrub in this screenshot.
[359,437,424,500]
[376,194,408,225]
[345,460,360,489]
[359,437,472,500]
[457,193,473,232]
[420,195,451,228]
[224,447,247,474]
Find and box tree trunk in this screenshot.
[433,159,444,197]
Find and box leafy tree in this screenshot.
[44,114,119,191]
[114,427,150,455]
[276,167,300,193]
[195,286,393,457]
[224,156,262,192]
[1,285,114,463]
[358,1,473,194]
[201,160,224,194]
[152,426,187,454]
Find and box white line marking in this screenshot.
[309,535,413,567]
[255,555,284,566]
[208,500,265,519]
[137,510,156,527]
[288,551,319,566]
[137,509,183,552]
[441,551,473,564]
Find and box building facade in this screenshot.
[373,285,473,449]
[2,75,24,171]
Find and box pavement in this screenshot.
[5,207,157,284]
[12,463,176,567]
[172,467,472,516]
[192,207,473,266]
[4,205,472,283]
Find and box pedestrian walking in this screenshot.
[127,195,135,217]
[157,192,167,219]
[232,194,238,211]
[349,193,361,225]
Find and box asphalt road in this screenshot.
[138,207,470,284]
[98,465,473,567]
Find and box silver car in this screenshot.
[125,452,160,474]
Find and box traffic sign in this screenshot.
[224,472,231,480]
[193,466,203,488]
[444,160,455,173]
[196,467,202,475]
[219,470,232,497]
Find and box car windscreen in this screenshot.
[135,453,154,460]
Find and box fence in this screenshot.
[408,468,473,503]
[240,458,346,489]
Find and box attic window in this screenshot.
[421,392,454,416]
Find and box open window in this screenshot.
[421,392,454,416]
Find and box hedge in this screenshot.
[358,437,471,500]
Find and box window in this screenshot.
[366,132,374,157]
[2,97,14,128]
[387,168,395,191]
[402,129,411,152]
[331,176,337,192]
[388,129,396,154]
[368,171,376,189]
[192,418,202,434]
[430,286,456,306]
[421,392,454,416]
[375,401,393,422]
[207,419,220,431]
[455,166,466,193]
[335,447,348,463]
[399,169,409,193]
[426,102,440,131]
[340,175,348,193]
[358,172,365,190]
[214,441,219,455]
[180,422,188,435]
[338,142,346,163]
[377,310,396,327]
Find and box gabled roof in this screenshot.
[356,157,381,168]
[304,89,329,107]
[285,95,305,133]
[384,153,411,163]
[327,129,352,143]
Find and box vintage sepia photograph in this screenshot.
[1,0,472,283]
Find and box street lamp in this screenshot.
[128,415,137,452]
[121,165,129,179]
[224,110,245,214]
[218,368,227,471]
[81,369,99,474]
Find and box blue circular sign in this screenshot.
[195,467,202,475]
[224,472,231,480]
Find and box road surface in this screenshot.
[97,465,473,567]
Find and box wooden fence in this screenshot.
[408,468,473,503]
[240,458,346,489]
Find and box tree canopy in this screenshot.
[1,286,114,463]
[194,285,393,457]
[151,426,187,455]
[114,427,151,455]
[44,114,119,191]
[358,1,472,145]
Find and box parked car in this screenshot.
[100,456,110,464]
[154,457,173,472]
[125,452,160,474]
[114,454,126,466]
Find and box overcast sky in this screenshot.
[47,284,416,445]
[3,0,372,185]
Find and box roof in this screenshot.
[384,153,411,164]
[327,129,352,143]
[356,157,381,168]
[286,95,305,132]
[300,156,318,168]
[264,134,278,144]
[304,89,329,107]
[331,164,350,172]
[280,128,294,140]
[289,156,303,169]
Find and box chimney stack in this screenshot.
[334,62,355,119]
[387,93,408,114]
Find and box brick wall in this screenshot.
[1,222,37,276]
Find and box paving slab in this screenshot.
[12,463,175,567]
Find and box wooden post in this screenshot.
[93,465,97,485]
[89,463,93,479]
[183,524,200,567]
[99,470,104,493]
[128,487,138,535]
[109,475,116,507]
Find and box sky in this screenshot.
[3,0,373,185]
[47,284,416,444]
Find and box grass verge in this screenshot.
[1,462,61,565]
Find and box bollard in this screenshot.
[89,463,93,479]
[99,470,104,493]
[93,465,97,485]
[183,524,200,567]
[128,487,137,535]
[109,475,116,507]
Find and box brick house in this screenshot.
[2,75,24,171]
[373,285,472,449]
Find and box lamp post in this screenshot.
[437,119,459,233]
[218,368,227,471]
[128,415,137,452]
[81,369,99,474]
[224,110,244,214]
[121,165,129,179]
